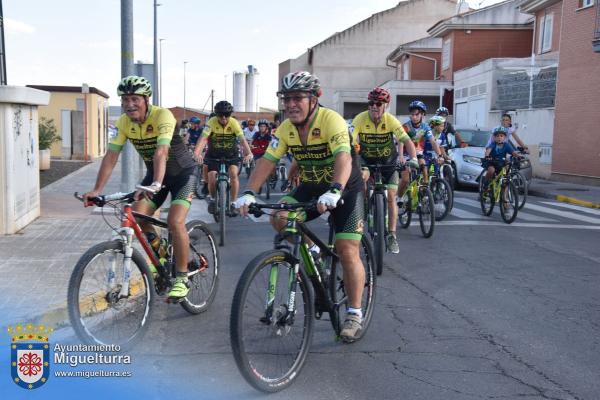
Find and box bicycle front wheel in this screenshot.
[430,177,452,221]
[230,250,314,393]
[511,171,528,210]
[180,220,220,314]
[500,180,519,224]
[218,180,227,246]
[67,241,154,350]
[418,186,435,238]
[329,234,376,341]
[373,193,386,276]
[479,172,495,216]
[398,191,412,229]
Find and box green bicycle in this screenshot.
[398,164,435,238]
[478,158,519,224]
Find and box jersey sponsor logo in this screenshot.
[270,137,279,148]
[146,124,154,133]
[381,123,386,130]
[312,128,321,138]
[226,127,232,133]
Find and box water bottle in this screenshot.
[145,232,161,254]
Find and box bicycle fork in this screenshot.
[110,226,135,300]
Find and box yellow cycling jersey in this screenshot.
[352,111,409,160]
[109,106,175,161]
[202,116,244,154]
[264,107,353,186]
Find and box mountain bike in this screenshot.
[397,164,435,238]
[512,148,529,210]
[69,189,219,349]
[363,163,399,276]
[426,158,453,221]
[478,159,519,223]
[230,201,376,393]
[205,156,241,247]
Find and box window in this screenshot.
[402,60,409,80]
[580,0,594,8]
[538,13,553,53]
[442,39,451,70]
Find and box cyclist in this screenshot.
[351,86,418,254]
[243,119,257,143]
[435,107,466,148]
[400,100,444,186]
[486,113,528,151]
[83,76,198,301]
[234,71,367,342]
[193,100,253,216]
[428,115,451,158]
[251,119,272,160]
[184,116,203,149]
[482,126,522,186]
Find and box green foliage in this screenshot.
[38,117,61,150]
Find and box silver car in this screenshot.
[446,129,532,187]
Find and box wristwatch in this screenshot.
[329,182,343,193]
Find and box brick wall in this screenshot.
[409,52,442,79]
[552,1,600,182]
[440,29,534,80]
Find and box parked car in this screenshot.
[446,129,532,188]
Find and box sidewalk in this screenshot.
[528,178,600,209]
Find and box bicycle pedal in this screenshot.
[165,296,185,304]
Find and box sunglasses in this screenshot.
[282,95,310,104]
[216,113,231,118]
[368,101,384,107]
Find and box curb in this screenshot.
[528,189,600,209]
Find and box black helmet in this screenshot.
[214,101,233,116]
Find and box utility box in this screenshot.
[0,86,50,235]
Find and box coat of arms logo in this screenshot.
[9,323,53,390]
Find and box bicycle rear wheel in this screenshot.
[67,241,154,350]
[511,171,528,210]
[230,250,314,393]
[180,220,220,314]
[430,177,452,221]
[418,186,435,238]
[479,172,495,216]
[218,180,227,246]
[329,234,376,341]
[373,193,386,276]
[500,181,519,224]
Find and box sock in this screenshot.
[309,244,320,254]
[347,307,362,319]
[176,271,188,280]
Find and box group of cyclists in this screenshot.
[82,70,527,343]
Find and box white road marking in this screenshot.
[453,197,555,222]
[524,203,600,225]
[541,201,600,216]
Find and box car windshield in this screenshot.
[458,130,489,147]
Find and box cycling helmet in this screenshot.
[247,119,256,125]
[189,116,201,123]
[117,75,153,97]
[257,119,269,126]
[429,116,446,126]
[278,71,322,97]
[492,126,508,136]
[408,100,427,113]
[209,112,216,119]
[214,100,233,115]
[436,107,449,116]
[368,87,391,103]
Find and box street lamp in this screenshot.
[159,38,166,106]
[153,1,162,106]
[183,61,188,120]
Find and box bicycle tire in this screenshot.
[265,178,271,200]
[430,177,452,221]
[373,193,386,276]
[180,220,220,314]
[67,240,155,350]
[194,167,204,199]
[218,180,227,246]
[230,250,314,393]
[441,163,455,192]
[418,186,435,238]
[500,180,519,224]
[329,234,376,341]
[399,191,412,229]
[479,171,495,216]
[511,171,528,210]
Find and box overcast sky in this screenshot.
[3,0,498,110]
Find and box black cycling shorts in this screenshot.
[141,166,197,209]
[205,153,241,173]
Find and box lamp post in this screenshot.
[159,38,165,106]
[183,61,188,120]
[152,1,162,106]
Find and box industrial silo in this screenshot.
[232,71,246,112]
[245,65,259,112]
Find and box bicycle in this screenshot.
[478,159,519,223]
[426,157,453,221]
[205,156,241,247]
[363,163,399,276]
[397,164,435,238]
[230,201,376,393]
[511,147,529,210]
[68,189,220,349]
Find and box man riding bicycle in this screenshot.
[193,100,253,217]
[83,75,198,300]
[184,115,203,149]
[234,71,367,342]
[351,87,418,254]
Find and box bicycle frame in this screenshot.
[488,165,508,202]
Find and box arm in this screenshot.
[332,151,352,190]
[83,150,120,204]
[152,144,169,185]
[240,136,253,162]
[193,136,209,162]
[400,137,416,160]
[246,157,276,193]
[511,131,527,149]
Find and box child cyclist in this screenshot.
[482,126,522,186]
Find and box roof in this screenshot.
[387,36,443,61]
[519,0,562,14]
[26,85,109,98]
[428,0,533,37]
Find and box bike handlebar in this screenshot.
[74,191,136,207]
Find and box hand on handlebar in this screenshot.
[243,153,253,164]
[82,190,100,207]
[234,191,257,217]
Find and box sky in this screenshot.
[3,0,499,111]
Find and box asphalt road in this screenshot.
[61,184,600,400]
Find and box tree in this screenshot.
[38,117,61,150]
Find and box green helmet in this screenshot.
[429,115,446,126]
[117,75,152,97]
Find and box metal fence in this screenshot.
[494,67,557,110]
